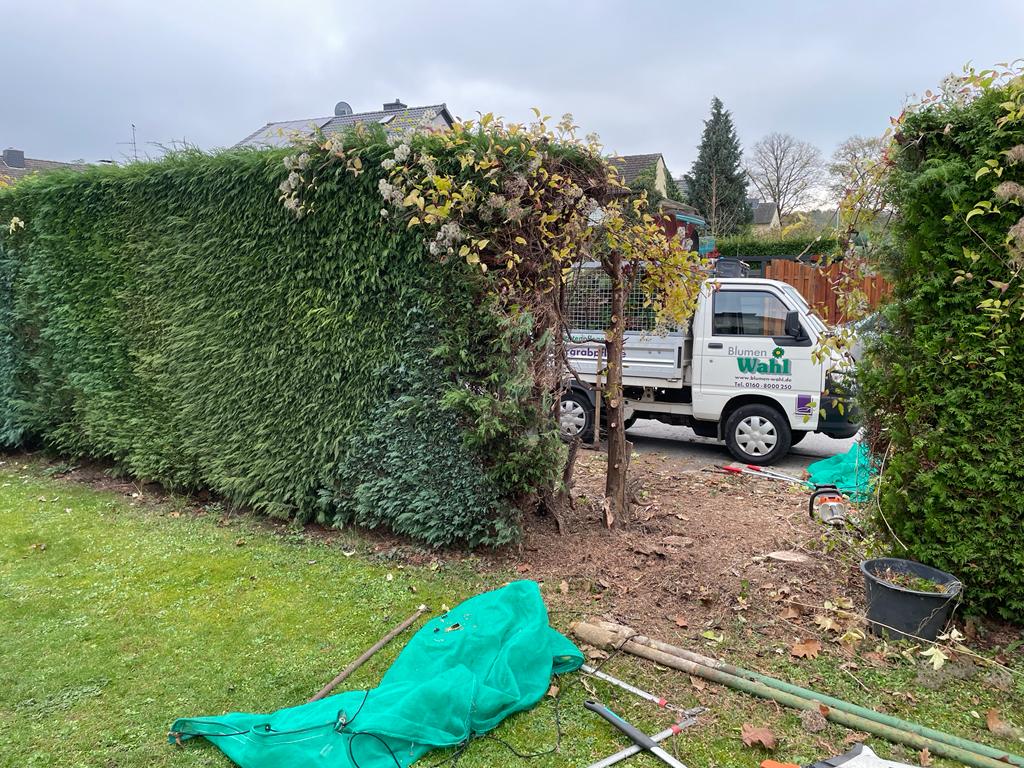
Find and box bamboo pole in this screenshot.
[587,621,1024,768]
[572,622,1018,768]
[309,605,428,702]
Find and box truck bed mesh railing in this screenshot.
[565,267,687,333]
[565,268,656,332]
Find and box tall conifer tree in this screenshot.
[684,97,751,236]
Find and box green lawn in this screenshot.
[2,459,1021,767]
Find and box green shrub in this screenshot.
[859,82,1024,620]
[0,147,564,548]
[715,235,838,259]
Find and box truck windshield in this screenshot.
[779,284,828,335]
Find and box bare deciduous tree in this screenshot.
[746,132,825,219]
[828,135,887,211]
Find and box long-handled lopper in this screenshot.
[586,710,700,768]
[585,699,689,768]
[717,464,812,487]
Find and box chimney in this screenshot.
[3,148,25,168]
[383,99,407,112]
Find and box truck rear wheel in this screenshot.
[559,390,594,443]
[724,404,791,465]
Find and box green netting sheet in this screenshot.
[168,580,581,768]
[807,441,875,502]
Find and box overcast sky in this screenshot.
[4,1,1022,179]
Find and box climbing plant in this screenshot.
[284,111,705,528]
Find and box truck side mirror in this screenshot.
[784,310,804,339]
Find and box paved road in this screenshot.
[625,418,855,474]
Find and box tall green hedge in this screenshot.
[859,84,1024,620]
[0,148,562,547]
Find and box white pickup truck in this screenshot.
[560,270,859,465]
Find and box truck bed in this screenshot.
[566,330,693,388]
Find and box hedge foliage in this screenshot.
[859,83,1024,620]
[715,235,838,259]
[0,146,566,547]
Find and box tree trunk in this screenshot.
[603,249,631,528]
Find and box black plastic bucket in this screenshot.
[860,558,961,642]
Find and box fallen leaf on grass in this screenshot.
[586,648,608,661]
[986,708,1022,739]
[701,630,724,643]
[782,605,802,620]
[546,683,559,698]
[740,723,777,750]
[843,731,870,745]
[515,563,532,574]
[689,675,707,691]
[790,639,822,659]
[919,646,948,671]
[918,748,932,766]
[558,580,569,594]
[814,614,842,633]
[674,615,688,628]
[862,651,887,667]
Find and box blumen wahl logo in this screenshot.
[738,347,790,375]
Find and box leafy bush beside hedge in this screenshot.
[715,235,838,259]
[0,148,561,547]
[859,83,1024,620]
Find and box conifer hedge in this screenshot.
[860,78,1024,620]
[0,148,561,547]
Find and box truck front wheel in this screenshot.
[724,404,792,465]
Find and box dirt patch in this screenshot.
[507,448,867,645]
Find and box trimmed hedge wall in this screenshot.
[716,235,838,258]
[859,85,1024,620]
[0,148,559,547]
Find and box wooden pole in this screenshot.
[308,605,428,702]
[593,345,604,450]
[603,249,629,527]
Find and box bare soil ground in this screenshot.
[512,448,866,647]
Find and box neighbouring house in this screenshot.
[748,198,781,232]
[0,147,89,182]
[609,153,675,197]
[673,176,690,200]
[610,153,712,255]
[236,99,455,148]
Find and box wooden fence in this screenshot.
[765,259,890,324]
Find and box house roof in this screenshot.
[236,103,454,148]
[608,153,663,186]
[659,197,701,217]
[0,152,89,181]
[751,200,779,225]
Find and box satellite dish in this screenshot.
[334,101,353,116]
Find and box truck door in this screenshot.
[695,287,819,430]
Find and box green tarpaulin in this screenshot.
[169,580,582,767]
[807,441,875,502]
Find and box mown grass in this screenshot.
[2,459,1021,767]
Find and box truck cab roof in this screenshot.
[709,277,793,290]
